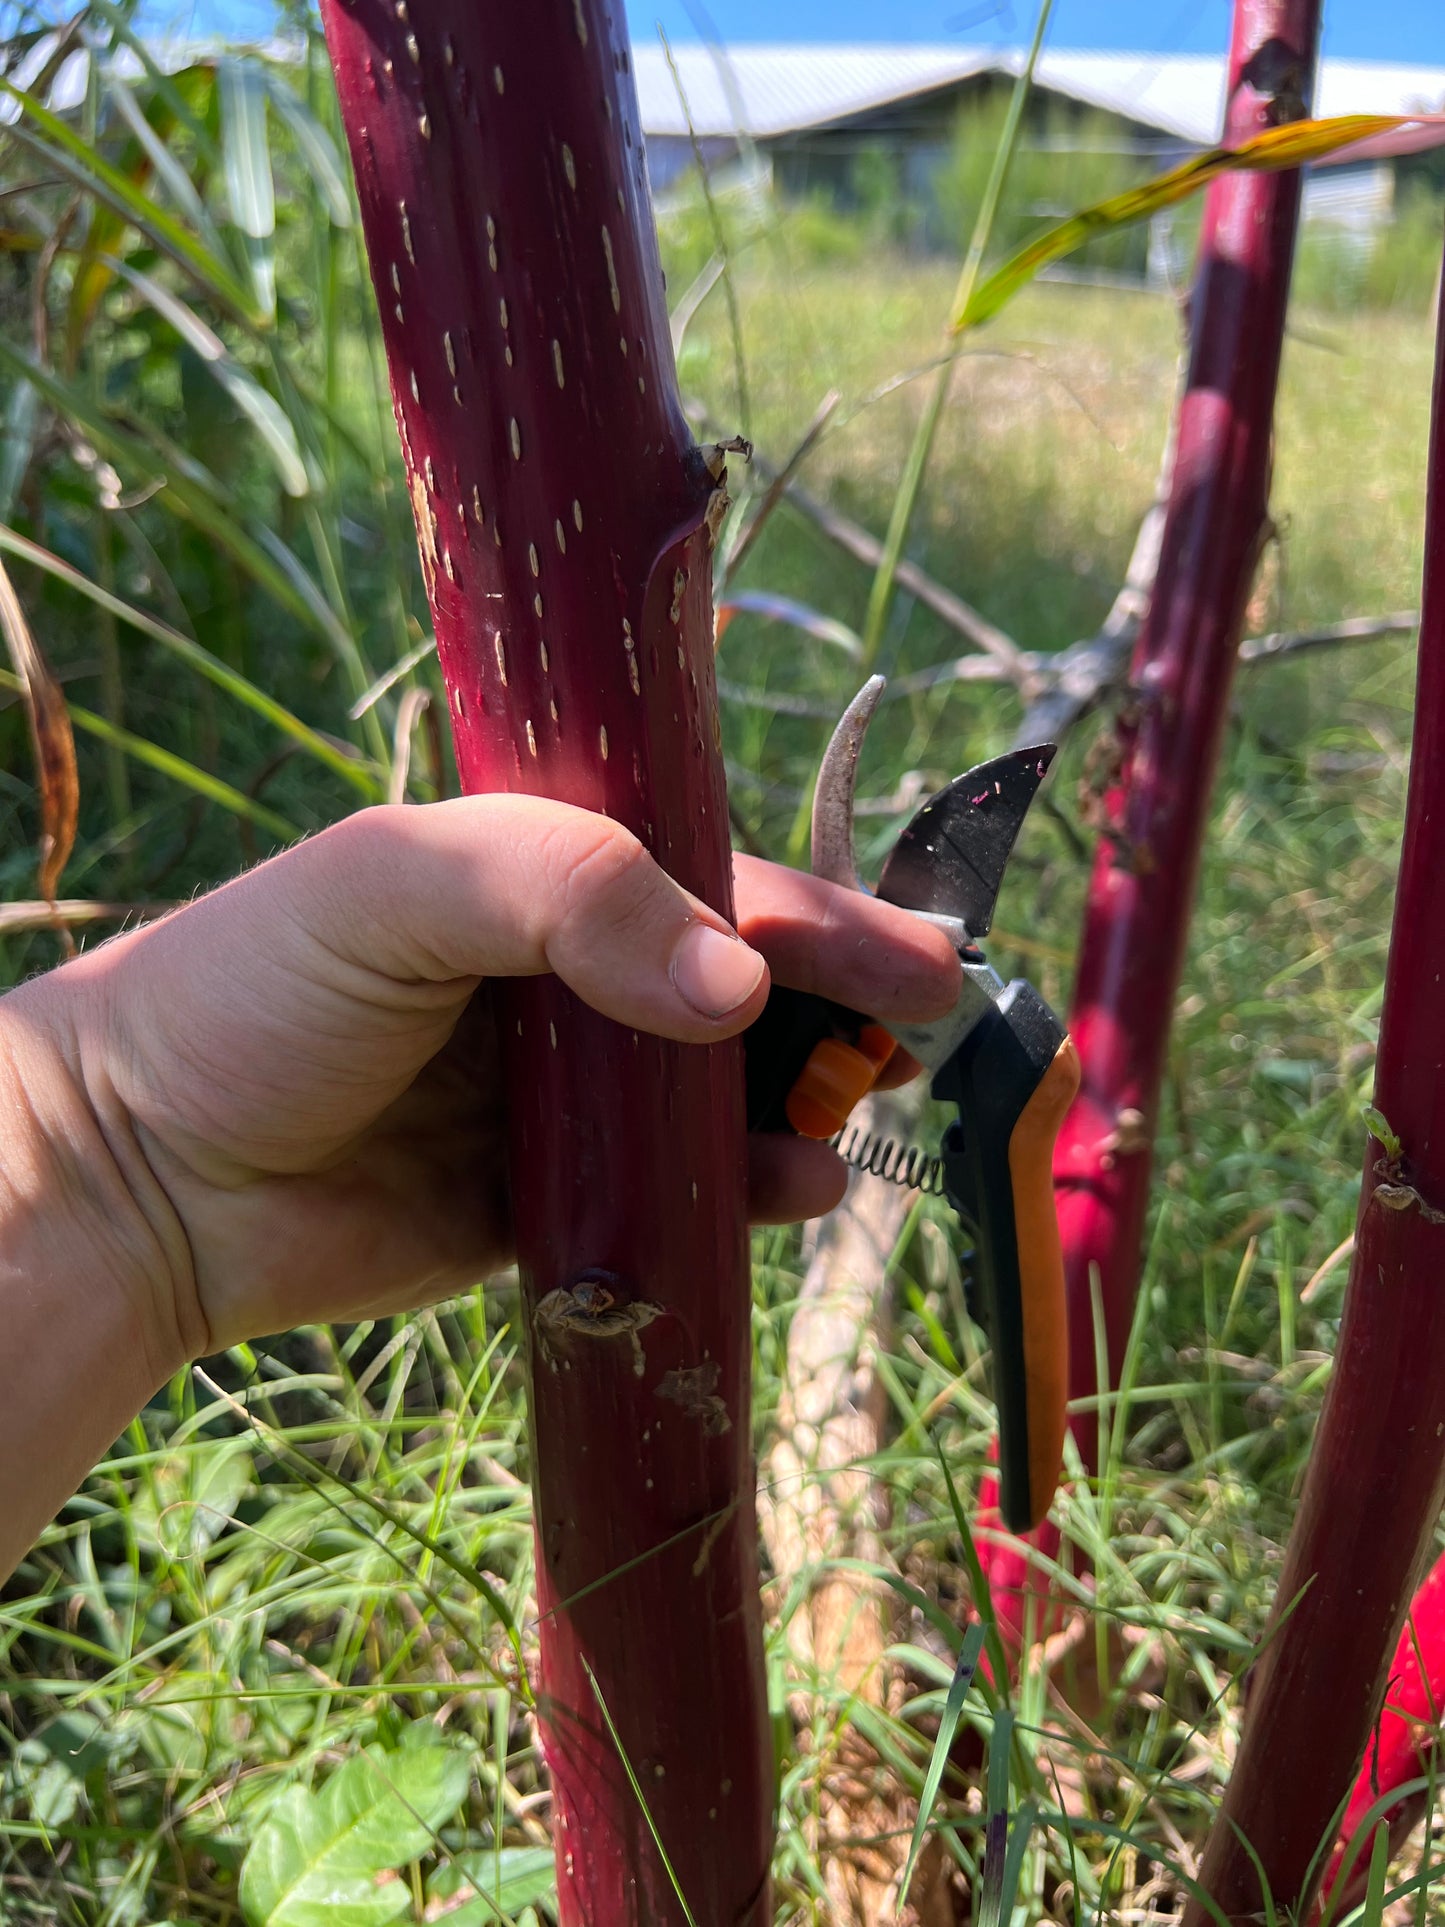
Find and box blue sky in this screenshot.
[623,0,1444,61]
[168,0,1445,64]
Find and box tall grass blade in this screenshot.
[84,2,220,159]
[266,70,353,225]
[714,591,862,658]
[103,255,310,496]
[0,524,379,794]
[957,114,1433,333]
[659,31,749,437]
[937,1441,1010,1700]
[0,77,259,324]
[219,55,275,239]
[103,73,217,241]
[0,338,376,700]
[975,1704,1040,1927]
[581,1659,700,1927]
[220,56,277,317]
[898,1620,986,1911]
[0,667,298,840]
[0,377,39,521]
[858,0,1053,668]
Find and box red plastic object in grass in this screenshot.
[1316,1549,1445,1916]
[975,0,1322,1649]
[318,6,771,1921]
[1187,247,1445,1927]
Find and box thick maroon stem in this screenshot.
[976,0,1319,1646]
[319,7,771,1920]
[1188,250,1445,1927]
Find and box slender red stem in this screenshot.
[319,7,771,1920]
[1188,246,1445,1927]
[976,0,1321,1648]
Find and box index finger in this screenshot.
[732,853,961,1025]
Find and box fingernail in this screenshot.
[670,920,766,1019]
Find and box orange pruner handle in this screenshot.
[784,1023,897,1140]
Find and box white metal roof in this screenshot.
[633,43,1445,150]
[634,45,998,143]
[23,33,1445,157]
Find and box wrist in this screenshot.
[0,973,198,1383]
[0,974,203,1580]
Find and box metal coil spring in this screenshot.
[833,1124,946,1196]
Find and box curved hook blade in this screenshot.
[876,743,1056,937]
[811,674,886,890]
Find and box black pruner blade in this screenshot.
[875,744,1056,938]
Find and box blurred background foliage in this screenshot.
[0,4,1439,1923]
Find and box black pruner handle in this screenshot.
[934,980,1080,1534]
[744,986,897,1141]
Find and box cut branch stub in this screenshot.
[319,6,771,1922]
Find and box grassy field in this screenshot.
[1,34,1442,1922]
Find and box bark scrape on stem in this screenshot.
[656,1362,731,1435]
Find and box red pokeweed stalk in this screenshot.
[1186,248,1445,1927]
[975,0,1322,1651]
[318,6,772,1920]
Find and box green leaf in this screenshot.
[147,1440,254,1558]
[104,254,310,496]
[0,377,40,521]
[221,57,277,319]
[0,523,378,797]
[0,665,301,841]
[0,76,259,327]
[972,1711,1041,1927]
[221,58,276,239]
[956,113,1421,334]
[1362,1821,1391,1927]
[35,1710,117,1783]
[898,1620,985,1910]
[0,337,366,681]
[10,1741,84,1829]
[427,1847,558,1924]
[240,1740,473,1927]
[266,74,353,227]
[105,74,217,241]
[1363,1104,1401,1160]
[86,4,220,162]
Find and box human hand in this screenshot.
[1,797,960,1363]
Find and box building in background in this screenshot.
[634,44,1445,283]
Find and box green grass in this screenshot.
[1,17,1441,1923]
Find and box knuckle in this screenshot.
[545,818,665,949]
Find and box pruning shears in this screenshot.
[744,676,1080,1532]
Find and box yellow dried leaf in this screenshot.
[957,113,1438,334]
[0,554,78,907]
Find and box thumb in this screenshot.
[250,795,770,1042]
